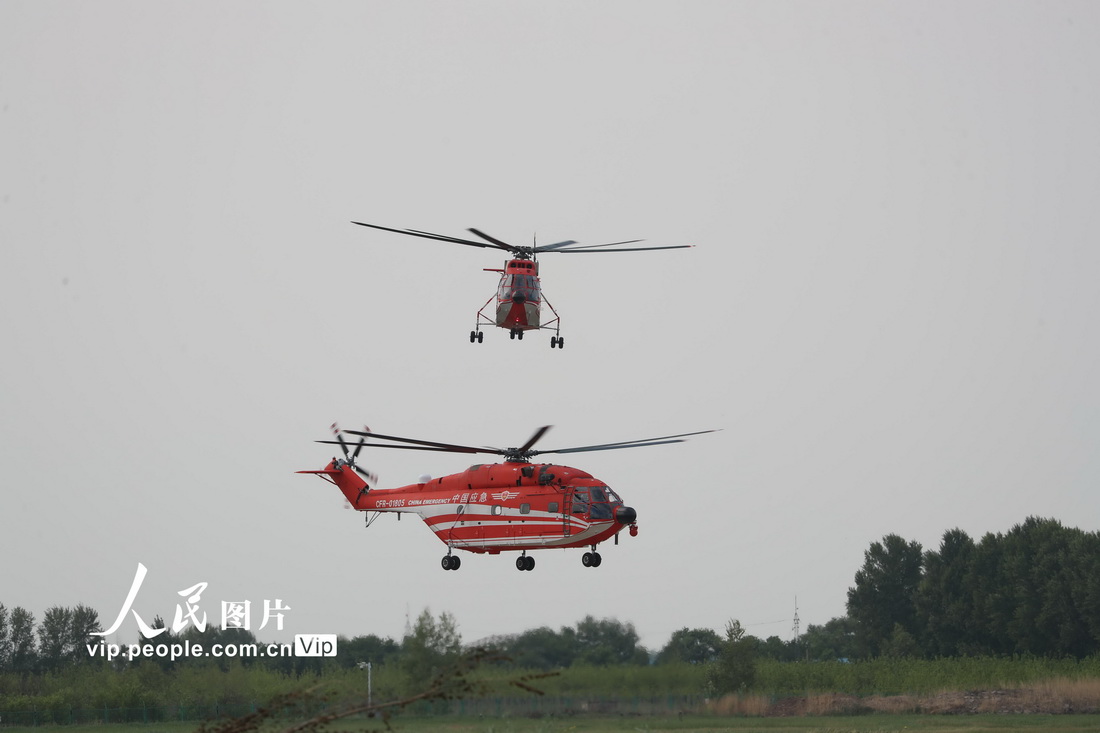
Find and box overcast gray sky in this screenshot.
[3,2,1099,653]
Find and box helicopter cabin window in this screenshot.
[571,489,589,514]
[519,503,531,514]
[456,505,465,515]
[491,505,503,516]
[548,502,559,513]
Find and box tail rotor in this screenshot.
[330,423,378,486]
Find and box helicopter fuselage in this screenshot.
[321,459,638,554]
[486,258,546,332]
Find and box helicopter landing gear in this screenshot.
[509,329,524,340]
[469,330,483,344]
[441,554,461,571]
[581,551,602,568]
[516,553,535,571]
[550,335,564,349]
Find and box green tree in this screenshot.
[70,604,103,663]
[494,625,577,669]
[337,634,401,669]
[1070,531,1100,651]
[1000,517,1094,656]
[847,533,923,657]
[758,634,800,662]
[8,606,37,674]
[960,517,1100,657]
[138,615,179,670]
[37,605,74,671]
[917,527,976,656]
[800,616,859,661]
[574,615,647,665]
[656,627,721,664]
[0,603,9,670]
[402,608,461,680]
[707,619,756,694]
[881,622,921,658]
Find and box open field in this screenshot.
[3,675,1099,731]
[4,714,1100,733]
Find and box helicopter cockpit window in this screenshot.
[501,274,539,302]
[589,487,612,520]
[571,489,589,514]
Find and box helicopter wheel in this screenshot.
[516,555,535,571]
[442,555,461,571]
[469,331,477,343]
[551,336,564,349]
[509,330,516,340]
[477,331,483,343]
[517,330,524,340]
[582,551,602,568]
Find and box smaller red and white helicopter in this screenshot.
[300,424,715,571]
[352,221,692,348]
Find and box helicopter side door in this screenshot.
[563,487,590,536]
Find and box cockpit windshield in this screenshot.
[500,274,540,302]
[588,485,614,520]
[569,485,620,521]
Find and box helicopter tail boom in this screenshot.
[297,461,372,510]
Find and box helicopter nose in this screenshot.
[615,505,637,524]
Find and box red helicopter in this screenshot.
[351,221,692,348]
[300,424,714,571]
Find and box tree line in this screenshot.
[3,516,1100,689]
[0,604,101,674]
[840,516,1100,660]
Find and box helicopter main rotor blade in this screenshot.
[547,243,693,253]
[467,228,518,251]
[535,239,642,252]
[535,239,578,251]
[340,428,495,454]
[516,425,552,454]
[351,221,503,251]
[535,429,719,455]
[318,440,482,455]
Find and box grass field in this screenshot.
[5,714,1100,733]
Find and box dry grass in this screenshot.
[707,677,1100,717]
[707,693,771,716]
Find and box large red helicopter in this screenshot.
[351,221,692,348]
[300,424,714,571]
